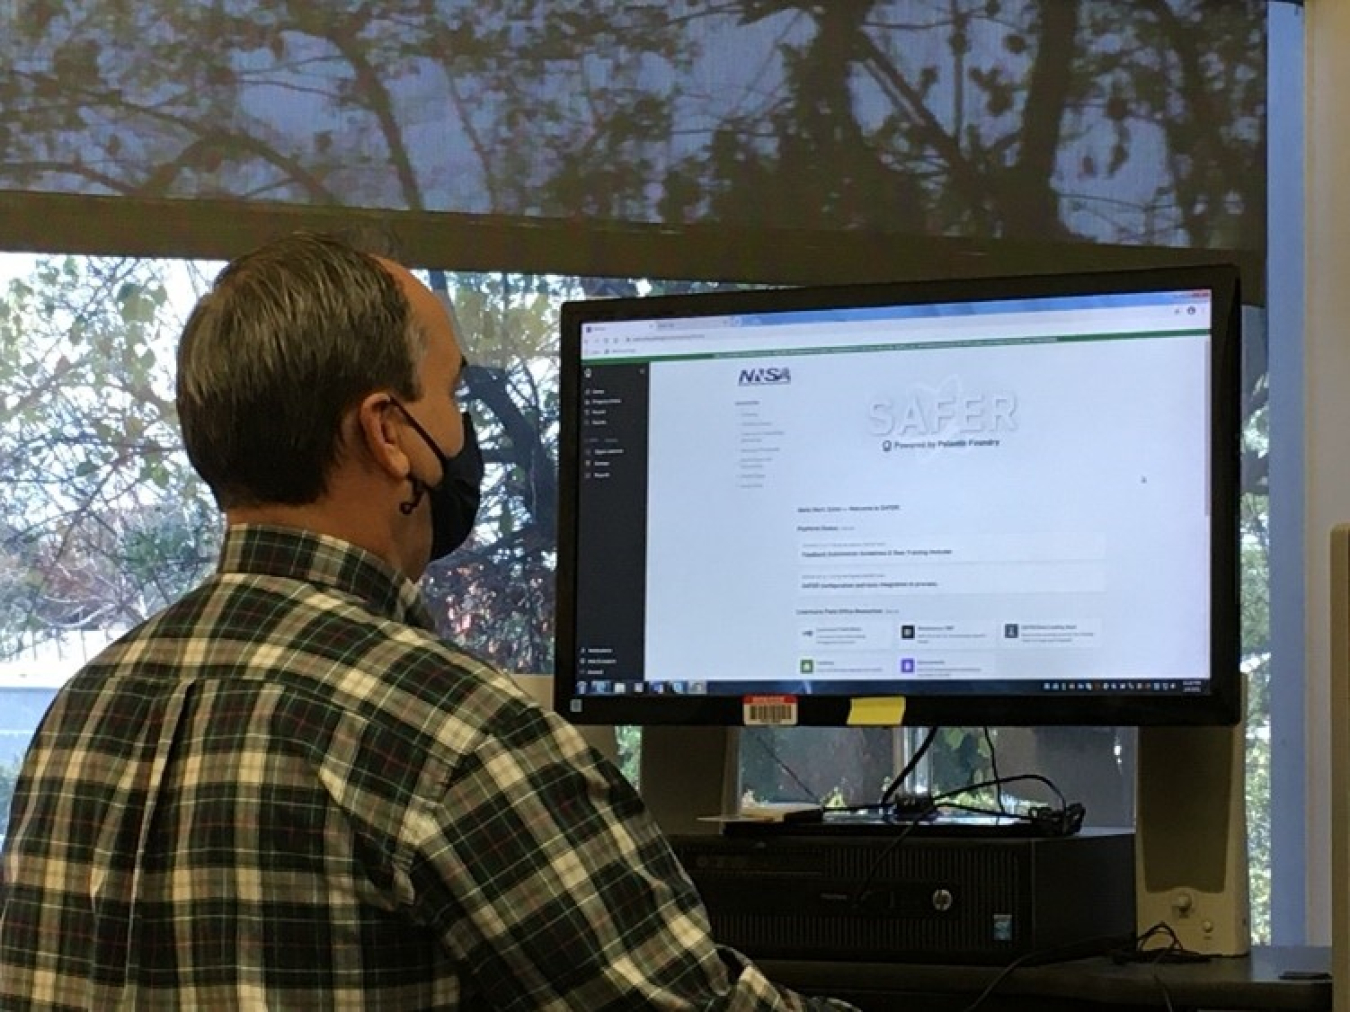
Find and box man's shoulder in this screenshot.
[69,575,502,729]
[61,574,557,766]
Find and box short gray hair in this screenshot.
[176,232,427,508]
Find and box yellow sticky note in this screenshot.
[847,696,907,726]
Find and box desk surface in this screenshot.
[761,945,1332,1011]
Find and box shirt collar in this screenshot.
[217,524,438,632]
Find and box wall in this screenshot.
[1305,0,1350,946]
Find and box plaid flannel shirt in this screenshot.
[0,524,855,1011]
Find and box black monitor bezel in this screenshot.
[554,264,1243,727]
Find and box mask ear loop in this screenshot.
[399,478,428,516]
[387,397,437,516]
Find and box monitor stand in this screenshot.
[1135,721,1251,956]
[639,725,740,836]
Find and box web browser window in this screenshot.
[574,289,1214,699]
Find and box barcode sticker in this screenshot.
[743,694,798,726]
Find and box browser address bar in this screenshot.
[582,306,1209,359]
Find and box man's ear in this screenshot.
[355,393,411,480]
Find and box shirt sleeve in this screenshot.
[404,705,858,1012]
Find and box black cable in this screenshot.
[745,725,942,811]
[958,934,1132,1012]
[839,771,1079,830]
[878,725,939,806]
[930,800,1025,821]
[1112,921,1210,965]
[1153,972,1177,1012]
[960,924,1197,1012]
[745,727,820,803]
[982,726,1006,815]
[846,771,1072,819]
[851,769,1081,908]
[932,772,1068,814]
[959,949,1039,1012]
[918,799,1084,837]
[848,812,931,911]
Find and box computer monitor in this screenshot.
[555,265,1242,730]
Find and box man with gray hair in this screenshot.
[0,233,857,1010]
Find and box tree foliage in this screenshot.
[0,258,217,656]
[0,257,574,675]
[0,0,1264,248]
[420,270,573,672]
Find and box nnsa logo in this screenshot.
[738,366,792,386]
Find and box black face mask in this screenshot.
[394,405,483,561]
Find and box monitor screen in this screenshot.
[555,266,1242,727]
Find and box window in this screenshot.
[0,0,1284,942]
[0,255,1275,945]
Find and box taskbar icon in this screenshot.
[579,679,710,696]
